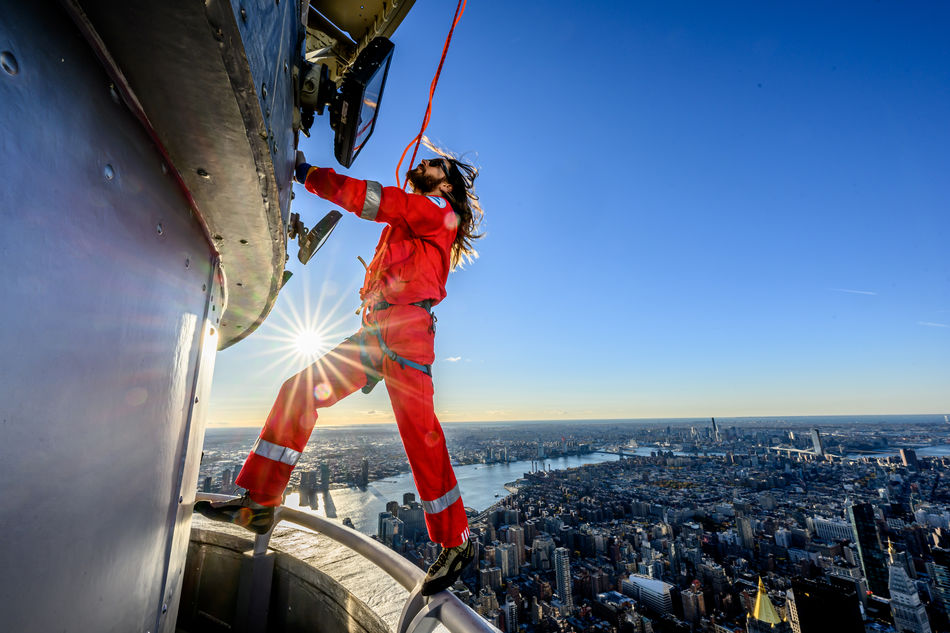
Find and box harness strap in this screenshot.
[357,302,436,393]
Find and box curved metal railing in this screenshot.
[195,493,501,633]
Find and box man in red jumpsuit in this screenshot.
[196,149,483,595]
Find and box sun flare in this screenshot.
[294,329,325,359]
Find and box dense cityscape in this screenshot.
[199,416,950,633]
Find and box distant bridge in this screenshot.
[593,449,636,458]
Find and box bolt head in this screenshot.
[104,164,115,180]
[1,51,18,76]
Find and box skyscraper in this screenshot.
[810,429,824,457]
[507,525,525,565]
[531,534,555,571]
[554,547,573,612]
[929,547,950,618]
[787,576,863,633]
[502,600,518,632]
[888,542,932,633]
[496,542,518,578]
[900,448,920,472]
[848,502,890,597]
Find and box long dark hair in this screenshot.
[424,139,483,269]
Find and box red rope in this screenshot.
[395,0,467,189]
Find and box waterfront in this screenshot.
[284,452,621,535]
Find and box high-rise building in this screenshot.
[929,547,950,617]
[554,547,573,612]
[399,502,425,542]
[502,600,518,632]
[900,448,920,472]
[507,525,525,565]
[787,576,863,633]
[402,492,415,505]
[810,429,824,457]
[320,462,330,490]
[848,502,890,597]
[738,516,755,551]
[681,580,705,626]
[496,542,518,578]
[746,578,791,633]
[531,534,555,571]
[360,457,369,487]
[888,542,932,633]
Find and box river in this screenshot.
[284,452,620,535]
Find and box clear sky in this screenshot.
[207,0,950,427]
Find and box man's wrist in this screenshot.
[294,162,313,184]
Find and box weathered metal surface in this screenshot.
[0,2,222,631]
[307,0,416,80]
[73,0,303,348]
[181,528,392,633]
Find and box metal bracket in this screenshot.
[233,509,281,633]
[397,584,450,633]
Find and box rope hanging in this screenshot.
[394,0,467,189]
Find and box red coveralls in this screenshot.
[235,166,470,548]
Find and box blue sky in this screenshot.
[207,1,949,426]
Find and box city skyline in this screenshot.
[207,0,949,427]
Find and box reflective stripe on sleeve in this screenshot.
[361,181,382,220]
[421,484,461,514]
[251,437,301,466]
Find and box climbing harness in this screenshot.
[358,300,437,394]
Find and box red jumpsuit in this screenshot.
[235,166,470,548]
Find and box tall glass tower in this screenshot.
[554,547,573,612]
[848,502,890,597]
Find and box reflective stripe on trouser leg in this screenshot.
[236,334,373,504]
[383,355,469,548]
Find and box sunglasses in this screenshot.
[428,158,453,176]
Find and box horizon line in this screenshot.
[206,411,949,429]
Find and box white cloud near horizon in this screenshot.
[444,356,462,362]
[831,288,877,296]
[918,321,949,328]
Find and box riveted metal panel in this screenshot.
[0,2,219,631]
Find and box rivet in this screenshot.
[162,604,168,614]
[265,108,270,118]
[185,257,190,268]
[202,283,207,291]
[161,162,168,175]
[197,168,210,179]
[1,51,18,76]
[239,239,248,244]
[212,305,215,311]
[103,164,115,180]
[236,282,244,287]
[213,234,223,241]
[108,83,120,103]
[179,495,184,502]
[240,8,247,21]
[195,397,199,403]
[261,83,267,99]
[283,62,288,73]
[209,327,216,336]
[156,223,164,235]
